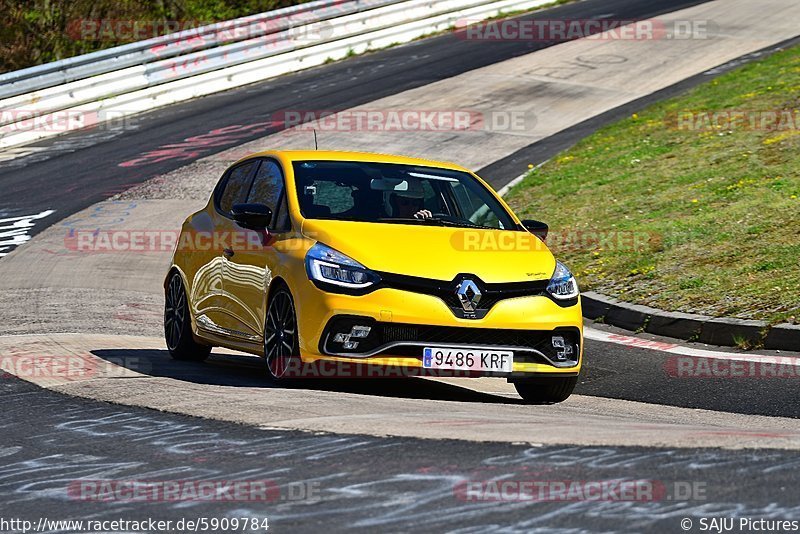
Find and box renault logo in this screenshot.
[456,279,482,312]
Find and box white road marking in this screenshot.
[0,210,55,257]
[585,326,800,365]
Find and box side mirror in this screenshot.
[231,203,272,229]
[521,219,548,241]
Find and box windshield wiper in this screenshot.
[431,219,491,229]
[376,217,446,226]
[376,217,496,229]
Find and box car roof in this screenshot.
[236,150,469,173]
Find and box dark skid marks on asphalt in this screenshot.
[1,377,799,532]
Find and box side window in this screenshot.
[248,159,290,232]
[272,195,291,232]
[218,161,257,214]
[247,160,284,211]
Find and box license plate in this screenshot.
[422,347,513,373]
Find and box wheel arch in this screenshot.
[164,265,188,291]
[266,276,291,305]
[165,265,210,347]
[263,276,301,378]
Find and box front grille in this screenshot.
[377,272,548,316]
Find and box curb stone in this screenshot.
[581,292,797,351]
[645,310,706,341]
[764,323,800,351]
[698,318,767,347]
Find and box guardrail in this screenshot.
[0,0,551,150]
[0,0,397,99]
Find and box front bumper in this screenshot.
[293,280,583,376]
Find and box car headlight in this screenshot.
[547,261,579,300]
[305,242,380,290]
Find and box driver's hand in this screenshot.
[413,210,433,219]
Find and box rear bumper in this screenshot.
[292,280,583,376]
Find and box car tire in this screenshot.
[165,272,211,362]
[514,376,578,404]
[264,285,301,380]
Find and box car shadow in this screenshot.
[91,348,524,404]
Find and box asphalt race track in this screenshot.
[2,0,800,532]
[3,376,800,533]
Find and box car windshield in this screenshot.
[293,160,517,230]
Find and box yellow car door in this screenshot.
[221,158,292,341]
[196,159,260,338]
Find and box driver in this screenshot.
[390,190,432,220]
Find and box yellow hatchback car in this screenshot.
[165,150,583,403]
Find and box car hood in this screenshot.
[301,219,556,284]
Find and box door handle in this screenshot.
[223,248,234,258]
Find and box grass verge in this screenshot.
[505,44,800,325]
